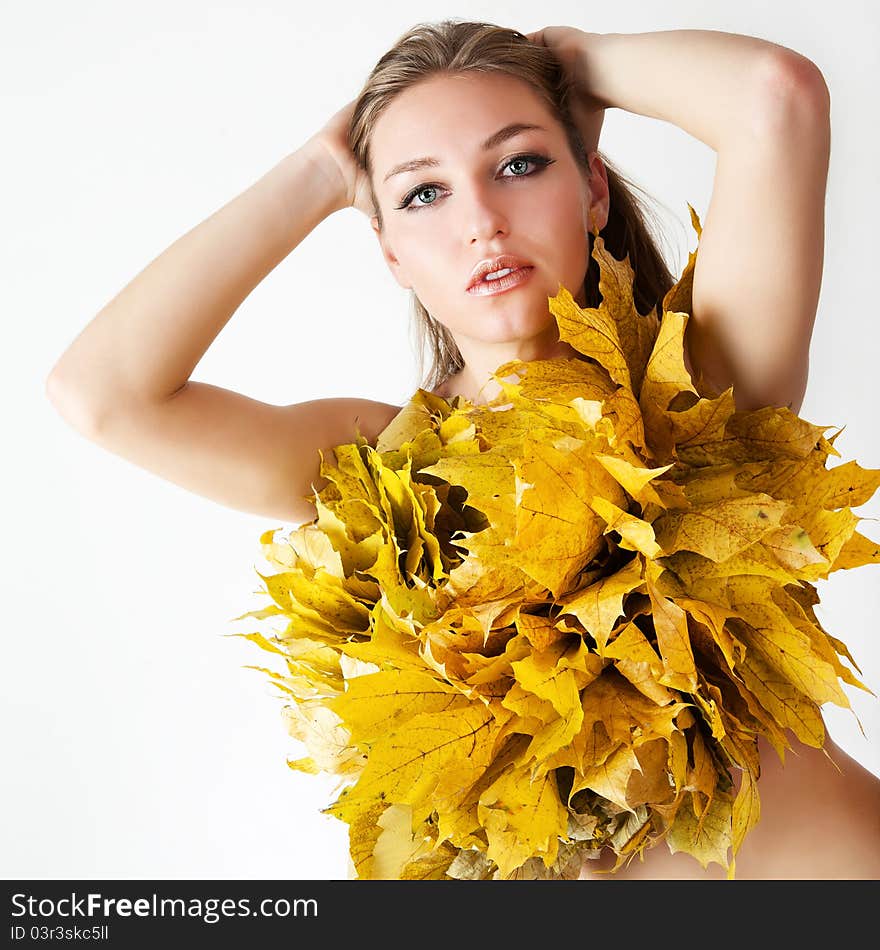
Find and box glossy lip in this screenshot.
[466,264,534,297]
[466,254,534,291]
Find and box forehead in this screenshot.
[371,72,557,181]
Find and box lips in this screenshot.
[466,265,534,297]
[467,254,534,291]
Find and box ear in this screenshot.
[371,216,412,290]
[584,152,611,233]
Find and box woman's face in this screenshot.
[369,71,609,346]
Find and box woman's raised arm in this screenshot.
[44,102,402,525]
[533,27,831,414]
[46,114,356,422]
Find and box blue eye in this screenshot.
[395,153,555,212]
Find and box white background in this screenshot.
[4,0,878,879]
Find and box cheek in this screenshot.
[541,175,591,234]
[524,180,592,290]
[389,215,448,267]
[394,220,460,289]
[386,237,460,323]
[515,171,590,243]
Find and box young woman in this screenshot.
[46,20,880,879]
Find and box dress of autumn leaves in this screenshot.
[231,205,880,880]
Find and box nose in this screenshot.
[463,181,510,243]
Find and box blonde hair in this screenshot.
[348,19,677,394]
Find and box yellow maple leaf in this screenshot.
[478,764,570,877]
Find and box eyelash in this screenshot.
[395,152,556,211]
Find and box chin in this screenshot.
[486,314,564,344]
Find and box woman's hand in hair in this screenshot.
[526,26,606,156]
[310,97,375,218]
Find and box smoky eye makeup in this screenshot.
[394,152,556,212]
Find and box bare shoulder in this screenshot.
[282,394,404,494]
[743,734,880,878]
[317,396,404,438]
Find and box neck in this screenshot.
[448,333,583,406]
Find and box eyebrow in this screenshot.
[382,123,548,184]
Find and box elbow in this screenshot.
[752,49,831,136]
[45,368,66,408]
[45,371,102,437]
[731,360,809,416]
